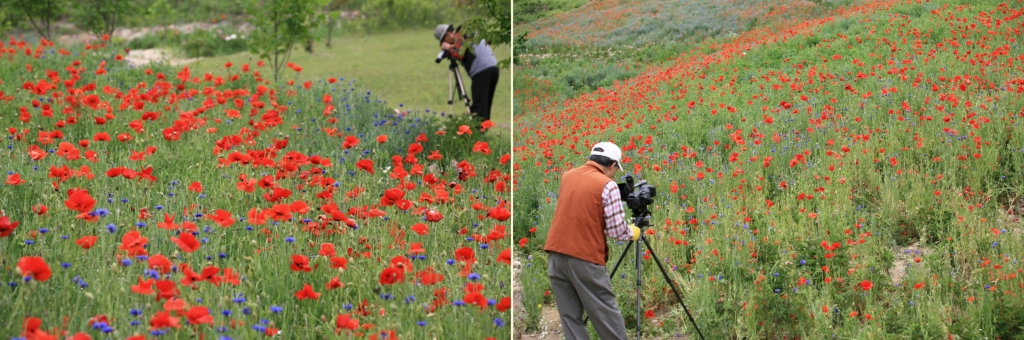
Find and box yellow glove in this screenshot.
[629,224,641,241]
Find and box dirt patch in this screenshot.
[55,21,250,46]
[517,305,564,340]
[888,243,931,285]
[123,48,199,67]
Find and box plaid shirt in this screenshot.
[445,34,465,61]
[602,181,633,241]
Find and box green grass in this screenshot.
[514,0,1024,338]
[0,31,512,339]
[512,0,588,24]
[186,29,512,130]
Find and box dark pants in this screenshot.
[470,66,499,121]
[548,251,628,340]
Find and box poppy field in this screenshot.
[0,37,512,339]
[514,0,1024,338]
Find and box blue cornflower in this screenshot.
[270,306,283,313]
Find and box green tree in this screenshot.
[1,0,65,40]
[71,0,135,38]
[247,0,325,82]
[455,0,511,68]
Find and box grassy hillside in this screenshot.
[514,0,1024,338]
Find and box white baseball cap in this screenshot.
[590,142,623,170]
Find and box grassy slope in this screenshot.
[187,29,512,129]
[515,0,1024,338]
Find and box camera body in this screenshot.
[618,174,656,214]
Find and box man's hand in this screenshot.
[629,224,640,241]
[441,42,454,50]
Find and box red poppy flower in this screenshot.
[76,235,98,249]
[319,243,337,257]
[269,204,292,221]
[223,268,241,286]
[5,173,24,185]
[291,254,312,272]
[148,254,173,274]
[410,223,429,236]
[376,135,388,143]
[155,280,180,301]
[416,267,444,285]
[32,204,48,215]
[379,267,404,285]
[355,159,374,174]
[263,187,293,203]
[472,141,491,155]
[185,306,214,325]
[427,150,443,161]
[496,297,511,312]
[487,206,511,221]
[207,209,234,227]
[64,189,96,214]
[425,210,443,222]
[188,181,203,193]
[336,313,359,331]
[290,200,310,214]
[119,231,149,256]
[132,276,155,295]
[326,277,344,290]
[149,311,181,330]
[69,332,91,340]
[497,248,512,265]
[157,213,179,230]
[0,216,20,237]
[17,256,51,281]
[171,232,201,253]
[22,317,53,339]
[463,291,488,310]
[480,120,495,131]
[329,256,348,269]
[455,247,476,265]
[457,125,473,135]
[295,283,321,300]
[343,136,360,149]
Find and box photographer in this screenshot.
[543,142,640,340]
[434,24,499,121]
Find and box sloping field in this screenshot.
[514,0,1024,337]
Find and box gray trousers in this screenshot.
[547,251,628,340]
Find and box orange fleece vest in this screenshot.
[544,161,614,266]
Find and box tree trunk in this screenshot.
[325,11,332,48]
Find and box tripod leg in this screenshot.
[636,235,643,339]
[449,69,455,115]
[640,235,706,340]
[583,240,633,326]
[453,67,471,114]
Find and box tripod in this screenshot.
[586,208,705,340]
[446,58,471,115]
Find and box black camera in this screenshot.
[618,174,656,213]
[435,25,462,63]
